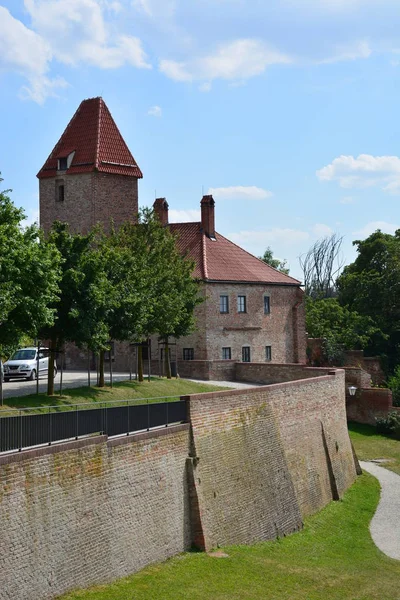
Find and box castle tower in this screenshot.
[37,97,142,234]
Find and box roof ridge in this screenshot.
[169,221,201,226]
[201,231,208,279]
[214,230,301,285]
[95,97,102,170]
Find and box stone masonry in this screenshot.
[0,366,357,600]
[39,172,139,235]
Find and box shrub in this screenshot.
[388,365,400,407]
[376,411,400,438]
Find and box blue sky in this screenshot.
[1,0,399,280]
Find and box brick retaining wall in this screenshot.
[0,372,357,599]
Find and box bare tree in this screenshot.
[299,234,345,298]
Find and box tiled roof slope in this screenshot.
[169,222,301,285]
[37,97,143,179]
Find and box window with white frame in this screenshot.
[222,347,231,360]
[242,346,251,362]
[265,346,272,361]
[264,296,270,314]
[220,295,229,313]
[183,348,194,361]
[237,295,246,313]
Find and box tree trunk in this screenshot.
[138,345,144,382]
[98,350,105,387]
[47,337,57,396]
[164,338,171,379]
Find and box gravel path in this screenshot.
[360,461,400,560]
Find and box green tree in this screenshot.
[306,296,381,365]
[145,212,202,378]
[337,229,400,371]
[39,222,110,395]
[102,209,202,381]
[0,181,61,358]
[259,246,289,275]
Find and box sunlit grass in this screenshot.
[0,378,228,415]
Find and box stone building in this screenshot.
[38,97,306,376]
[151,196,306,378]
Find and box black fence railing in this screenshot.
[0,398,187,453]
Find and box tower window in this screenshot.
[55,180,65,202]
[265,346,272,361]
[58,157,68,171]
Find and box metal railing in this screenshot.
[0,397,188,453]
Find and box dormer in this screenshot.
[57,151,75,172]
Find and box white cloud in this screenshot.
[169,209,201,223]
[313,223,334,237]
[353,221,398,238]
[160,39,291,85]
[317,154,400,193]
[24,0,151,70]
[208,186,273,200]
[318,40,372,64]
[147,105,162,117]
[0,6,67,104]
[1,1,151,102]
[340,196,355,204]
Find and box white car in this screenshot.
[3,347,57,382]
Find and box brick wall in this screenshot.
[343,367,371,389]
[0,372,357,599]
[0,426,191,600]
[149,282,306,370]
[235,362,333,384]
[39,172,138,235]
[186,369,356,550]
[346,388,395,425]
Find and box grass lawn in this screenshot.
[57,473,400,600]
[349,421,400,475]
[0,378,228,415]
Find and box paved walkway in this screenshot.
[360,461,400,560]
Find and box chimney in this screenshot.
[153,197,169,226]
[201,195,215,238]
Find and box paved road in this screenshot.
[360,460,400,560]
[1,371,132,400]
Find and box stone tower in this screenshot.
[37,97,142,234]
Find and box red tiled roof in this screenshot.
[37,97,142,179]
[169,222,301,285]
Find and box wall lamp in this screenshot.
[348,386,357,397]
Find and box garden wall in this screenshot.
[186,369,356,550]
[346,388,395,425]
[0,370,357,600]
[0,426,191,600]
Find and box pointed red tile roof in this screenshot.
[37,97,143,179]
[169,222,301,285]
